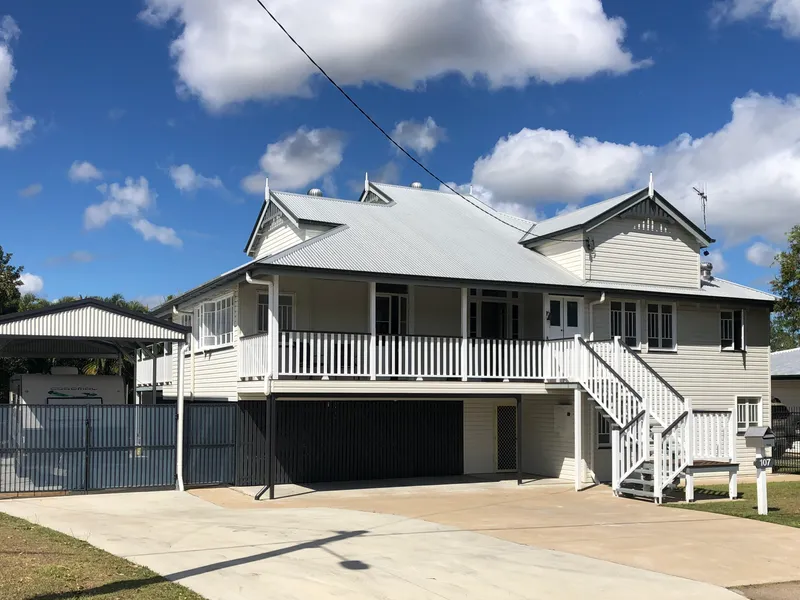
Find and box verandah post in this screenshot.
[369,282,376,380]
[653,425,664,504]
[175,340,186,491]
[611,424,620,496]
[460,287,468,381]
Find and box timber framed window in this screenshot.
[721,309,745,351]
[610,301,639,347]
[257,293,295,333]
[647,303,676,351]
[195,294,234,350]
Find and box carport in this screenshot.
[0,299,191,491]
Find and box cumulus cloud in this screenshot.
[140,0,645,110]
[707,250,728,275]
[18,183,41,197]
[747,241,779,267]
[0,16,34,149]
[472,128,650,204]
[241,127,345,193]
[711,0,800,37]
[392,117,446,155]
[131,219,182,247]
[69,160,103,182]
[18,273,43,295]
[169,163,223,193]
[84,177,182,247]
[465,93,800,246]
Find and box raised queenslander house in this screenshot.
[139,177,775,502]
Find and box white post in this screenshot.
[729,409,737,463]
[613,336,622,373]
[685,470,695,503]
[653,425,664,504]
[133,350,139,405]
[686,397,694,466]
[611,424,621,495]
[573,333,581,381]
[729,470,738,500]
[175,341,186,492]
[460,287,468,382]
[574,388,583,491]
[756,447,768,515]
[151,343,158,404]
[369,282,376,381]
[270,275,280,379]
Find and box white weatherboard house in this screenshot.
[142,179,775,502]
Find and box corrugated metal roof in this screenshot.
[581,278,775,302]
[772,348,800,376]
[520,189,643,243]
[0,299,189,341]
[265,184,583,286]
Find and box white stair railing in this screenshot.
[618,410,649,484]
[654,411,691,503]
[693,409,736,462]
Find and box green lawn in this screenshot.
[675,481,800,528]
[0,512,205,600]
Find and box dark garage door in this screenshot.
[275,400,463,484]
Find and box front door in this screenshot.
[546,296,582,340]
[496,405,517,471]
[481,301,507,339]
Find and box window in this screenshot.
[610,301,638,347]
[647,303,675,350]
[566,301,579,328]
[511,304,520,339]
[257,293,295,332]
[179,312,192,352]
[194,295,234,349]
[721,309,745,351]
[736,397,761,432]
[549,300,561,327]
[469,302,478,338]
[597,417,611,449]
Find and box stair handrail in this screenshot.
[618,339,685,403]
[654,410,691,503]
[617,410,649,491]
[620,410,647,433]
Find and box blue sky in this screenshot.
[2,0,799,304]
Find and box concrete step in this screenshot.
[618,486,656,499]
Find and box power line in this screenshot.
[250,0,583,244]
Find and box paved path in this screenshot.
[202,479,800,588]
[1,490,738,600]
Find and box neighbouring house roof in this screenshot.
[583,278,775,303]
[264,184,580,286]
[772,348,800,377]
[520,188,715,247]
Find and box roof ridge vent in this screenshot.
[410,182,423,189]
[307,188,323,197]
[701,261,713,282]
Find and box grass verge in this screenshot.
[0,512,205,600]
[674,481,800,528]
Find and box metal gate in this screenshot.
[0,404,177,495]
[773,404,800,473]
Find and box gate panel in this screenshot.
[88,405,176,490]
[773,405,800,473]
[184,403,237,487]
[234,401,269,487]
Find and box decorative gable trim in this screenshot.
[244,196,301,257]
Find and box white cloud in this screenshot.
[746,241,779,267]
[136,294,167,309]
[69,160,103,182]
[707,249,728,275]
[140,0,646,110]
[131,219,183,248]
[241,127,345,193]
[18,183,41,197]
[472,128,650,204]
[46,250,95,266]
[466,93,800,246]
[169,163,223,193]
[0,16,34,149]
[392,117,446,155]
[84,177,182,247]
[712,0,800,37]
[18,273,43,295]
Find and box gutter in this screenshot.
[588,292,607,341]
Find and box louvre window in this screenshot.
[610,301,638,347]
[647,303,675,350]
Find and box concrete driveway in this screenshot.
[199,479,800,589]
[0,490,738,600]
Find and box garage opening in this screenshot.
[275,400,464,484]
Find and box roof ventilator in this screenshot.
[700,261,714,282]
[307,188,323,197]
[410,182,423,189]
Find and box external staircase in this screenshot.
[545,336,739,503]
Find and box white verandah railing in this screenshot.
[136,354,174,387]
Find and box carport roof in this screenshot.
[0,299,190,358]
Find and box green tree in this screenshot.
[771,225,800,350]
[0,246,23,315]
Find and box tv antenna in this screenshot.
[692,183,708,231]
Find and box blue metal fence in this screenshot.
[0,404,177,495]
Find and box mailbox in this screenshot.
[744,426,775,449]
